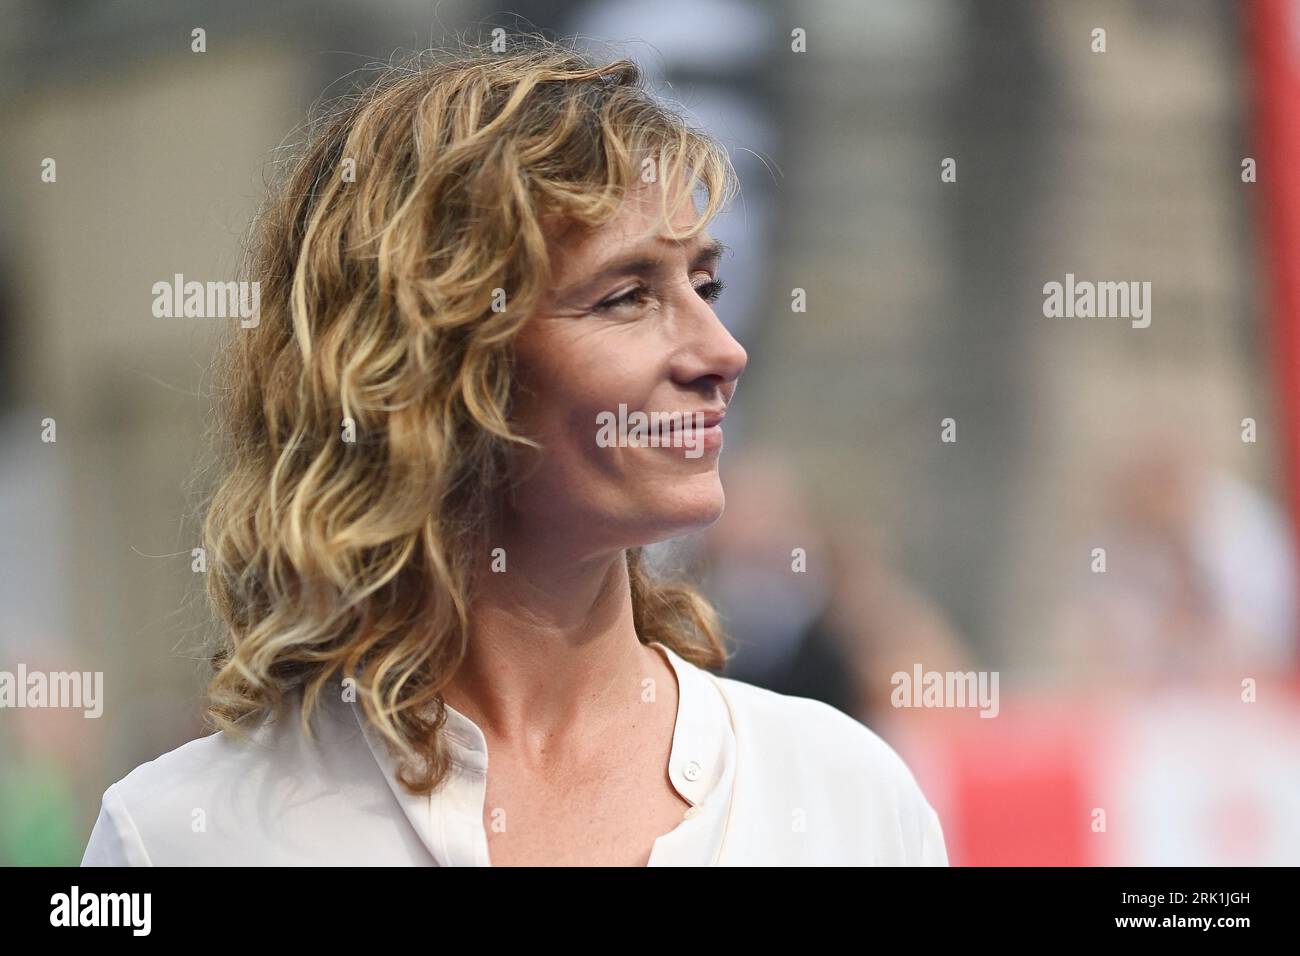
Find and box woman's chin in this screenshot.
[638,478,726,541]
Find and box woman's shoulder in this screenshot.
[80,689,422,866]
[705,671,948,864]
[81,720,279,866]
[711,671,918,781]
[95,715,286,817]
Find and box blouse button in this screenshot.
[683,760,702,781]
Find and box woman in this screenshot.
[81,39,947,866]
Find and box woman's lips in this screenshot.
[660,411,725,452]
[594,405,727,454]
[665,410,725,430]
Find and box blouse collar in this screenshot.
[349,640,734,864]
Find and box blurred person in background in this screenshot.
[700,447,971,729]
[1049,434,1297,686]
[702,448,856,711]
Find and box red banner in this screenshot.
[1249,0,1300,661]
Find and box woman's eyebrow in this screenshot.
[693,237,729,268]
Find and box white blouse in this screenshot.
[81,641,948,866]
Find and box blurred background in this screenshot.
[2,0,1298,866]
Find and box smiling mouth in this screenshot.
[595,404,727,456]
[654,411,725,456]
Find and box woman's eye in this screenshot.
[594,277,726,313]
[695,277,726,303]
[595,286,649,312]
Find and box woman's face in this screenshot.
[506,183,748,557]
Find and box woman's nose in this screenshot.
[671,294,748,388]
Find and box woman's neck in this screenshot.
[441,542,654,765]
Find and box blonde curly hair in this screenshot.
[201,36,737,796]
